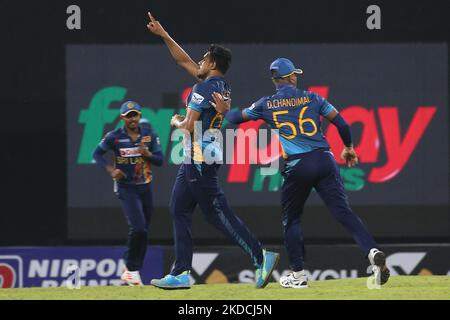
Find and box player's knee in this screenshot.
[282,215,300,228]
[205,213,221,226]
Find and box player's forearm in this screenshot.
[161,33,198,70]
[105,164,115,174]
[92,147,110,168]
[329,114,353,147]
[177,121,193,132]
[225,109,248,124]
[173,118,195,133]
[148,151,164,166]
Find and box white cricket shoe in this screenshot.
[368,248,390,285]
[121,270,143,286]
[279,270,308,288]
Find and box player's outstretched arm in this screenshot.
[210,92,249,124]
[147,12,200,80]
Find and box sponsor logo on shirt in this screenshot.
[114,138,131,144]
[141,136,152,143]
[191,92,205,105]
[119,147,141,157]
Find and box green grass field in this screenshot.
[0,276,448,300]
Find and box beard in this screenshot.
[196,68,209,80]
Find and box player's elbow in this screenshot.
[92,147,107,167]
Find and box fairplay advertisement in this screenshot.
[67,43,448,209]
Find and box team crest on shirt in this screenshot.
[191,92,205,104]
[222,90,231,101]
[141,136,152,143]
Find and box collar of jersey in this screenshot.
[276,84,296,92]
[205,75,225,82]
[120,125,142,137]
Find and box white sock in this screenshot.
[293,270,305,278]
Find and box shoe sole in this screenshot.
[281,284,308,289]
[150,281,191,290]
[257,253,280,289]
[151,284,191,290]
[123,282,143,286]
[373,251,390,285]
[121,277,143,287]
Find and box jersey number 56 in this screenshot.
[272,106,318,139]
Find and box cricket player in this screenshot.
[146,12,279,289]
[211,58,390,288]
[92,101,163,286]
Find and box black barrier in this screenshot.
[162,244,450,284]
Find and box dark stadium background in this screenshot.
[1,0,448,251]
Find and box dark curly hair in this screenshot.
[207,44,232,75]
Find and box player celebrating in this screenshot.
[211,58,390,288]
[93,101,163,286]
[146,12,279,289]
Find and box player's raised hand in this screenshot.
[210,92,231,114]
[340,146,359,168]
[146,12,167,37]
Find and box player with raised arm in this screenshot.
[146,12,279,289]
[211,58,390,288]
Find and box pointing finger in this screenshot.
[148,11,156,22]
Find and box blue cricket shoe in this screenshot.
[150,271,191,289]
[255,249,280,289]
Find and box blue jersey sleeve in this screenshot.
[150,131,162,154]
[243,97,266,120]
[311,92,337,117]
[321,101,337,117]
[187,83,212,113]
[98,131,115,151]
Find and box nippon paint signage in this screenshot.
[67,44,448,207]
[0,247,163,288]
